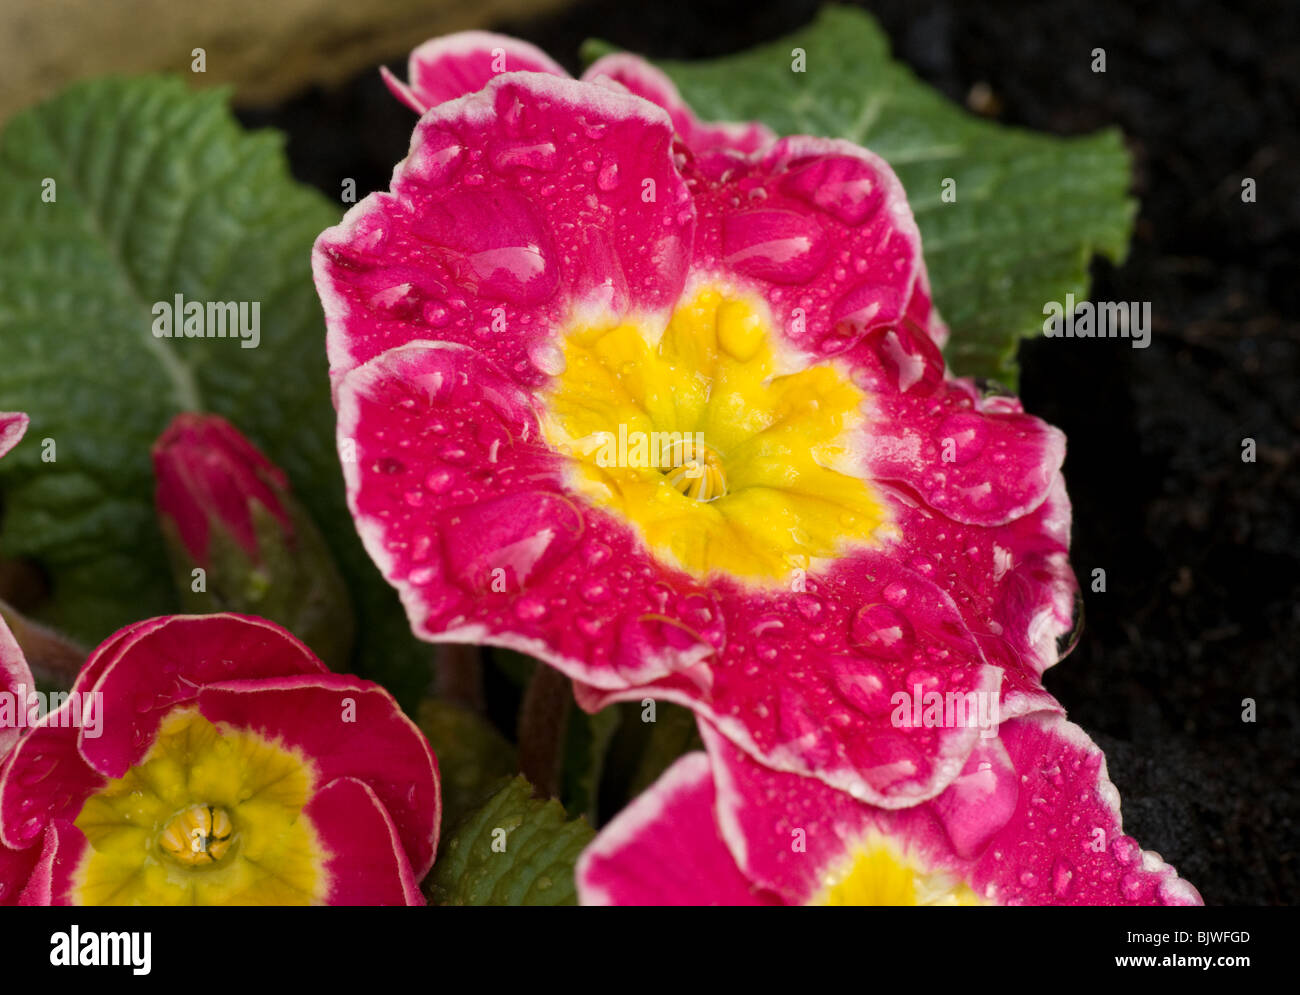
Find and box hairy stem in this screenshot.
[517,664,571,799]
[0,599,86,687]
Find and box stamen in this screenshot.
[159,803,236,866]
[663,439,726,501]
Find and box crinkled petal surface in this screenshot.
[380,31,779,159]
[317,72,694,384]
[692,715,1199,906]
[580,713,1200,906]
[3,819,80,906]
[319,61,1076,808]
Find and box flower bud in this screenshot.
[152,413,354,670]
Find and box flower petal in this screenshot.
[196,674,440,879]
[701,713,1201,906]
[7,819,82,906]
[78,613,327,778]
[0,412,28,460]
[853,329,1067,526]
[335,340,705,690]
[0,411,34,761]
[686,135,946,350]
[576,752,774,905]
[970,713,1202,905]
[314,72,694,382]
[884,473,1079,694]
[582,53,776,155]
[382,31,568,114]
[305,776,425,906]
[579,547,1010,807]
[0,618,35,758]
[0,721,103,850]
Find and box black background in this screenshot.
[240,0,1299,905]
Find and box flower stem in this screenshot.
[517,664,571,799]
[432,642,485,711]
[0,599,86,688]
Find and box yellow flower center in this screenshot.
[73,709,324,905]
[541,288,886,584]
[814,841,983,906]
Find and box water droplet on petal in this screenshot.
[527,341,566,377]
[849,604,915,658]
[514,596,549,622]
[596,161,621,191]
[1052,858,1075,897]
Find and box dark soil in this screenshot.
[239,0,1299,905]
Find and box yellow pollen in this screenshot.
[159,804,235,866]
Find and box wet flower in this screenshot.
[380,30,778,156]
[314,36,1075,808]
[152,413,355,670]
[576,713,1201,906]
[0,412,36,762]
[0,613,439,905]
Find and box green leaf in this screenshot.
[561,704,621,822]
[416,698,518,829]
[430,776,594,906]
[583,6,1136,387]
[628,701,703,798]
[0,76,426,703]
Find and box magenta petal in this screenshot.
[0,618,35,759]
[306,777,425,906]
[384,31,569,113]
[335,341,711,691]
[314,73,694,382]
[79,614,327,778]
[702,713,1201,906]
[0,721,104,851]
[581,53,776,155]
[687,135,947,352]
[927,734,1021,859]
[0,409,34,759]
[0,818,46,905]
[858,352,1067,527]
[11,820,82,906]
[701,719,951,904]
[196,674,440,879]
[0,412,28,460]
[576,753,775,905]
[579,551,1005,808]
[887,473,1079,694]
[969,713,1202,906]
